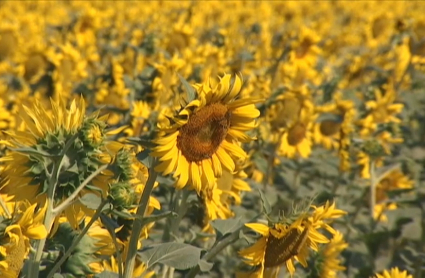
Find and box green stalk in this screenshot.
[28,151,63,277]
[370,160,376,219]
[46,199,108,278]
[170,189,190,238]
[123,161,158,278]
[52,164,108,215]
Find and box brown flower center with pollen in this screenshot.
[7,235,27,276]
[177,103,231,162]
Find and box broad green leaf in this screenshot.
[138,242,202,270]
[211,218,243,238]
[111,209,137,220]
[198,259,214,272]
[79,193,102,210]
[137,148,154,168]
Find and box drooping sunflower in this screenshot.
[200,168,251,232]
[374,169,414,222]
[0,97,115,228]
[239,201,346,277]
[0,202,47,278]
[358,81,404,136]
[317,231,348,278]
[152,73,261,193]
[374,267,413,278]
[357,131,403,178]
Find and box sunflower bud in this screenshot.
[362,139,385,158]
[109,181,135,210]
[80,118,106,148]
[111,149,133,182]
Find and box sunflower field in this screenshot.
[1,1,425,278]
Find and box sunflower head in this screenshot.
[264,223,309,268]
[0,98,114,215]
[152,73,262,192]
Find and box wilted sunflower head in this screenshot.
[152,73,262,193]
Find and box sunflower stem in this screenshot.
[370,160,376,219]
[46,198,108,278]
[52,164,109,215]
[170,189,190,238]
[28,144,65,277]
[123,160,158,278]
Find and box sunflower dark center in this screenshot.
[320,120,341,136]
[264,227,309,268]
[287,122,306,146]
[177,103,231,162]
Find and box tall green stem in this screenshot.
[123,161,158,278]
[28,151,63,277]
[370,161,376,219]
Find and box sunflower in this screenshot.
[278,106,316,159]
[357,131,403,178]
[201,168,251,232]
[374,267,413,278]
[124,101,152,137]
[317,231,348,278]
[152,73,261,193]
[374,169,414,222]
[87,217,154,278]
[239,201,346,277]
[358,81,404,136]
[0,97,114,229]
[0,202,47,278]
[0,21,22,61]
[314,94,356,151]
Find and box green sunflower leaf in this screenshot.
[198,259,214,272]
[138,242,203,270]
[178,73,196,103]
[79,193,103,210]
[111,209,139,219]
[211,218,244,239]
[137,148,154,168]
